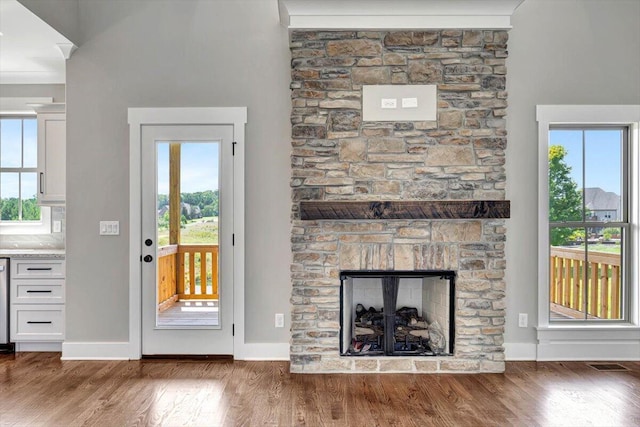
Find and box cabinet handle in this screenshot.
[26,267,53,271]
[27,321,52,324]
[26,290,53,293]
[39,172,44,194]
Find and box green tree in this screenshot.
[549,145,583,245]
[157,194,169,210]
[22,198,40,221]
[0,198,19,221]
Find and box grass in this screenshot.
[575,243,621,254]
[158,216,219,246]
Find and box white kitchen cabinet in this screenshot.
[10,258,65,343]
[37,112,66,205]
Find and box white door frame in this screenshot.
[128,107,246,360]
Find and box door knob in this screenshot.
[145,239,153,246]
[143,255,153,263]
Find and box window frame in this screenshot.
[537,105,640,331]
[0,115,51,235]
[547,125,630,322]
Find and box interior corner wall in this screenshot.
[65,0,291,345]
[0,84,66,103]
[505,0,640,355]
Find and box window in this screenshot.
[548,127,628,321]
[0,116,51,234]
[537,105,640,330]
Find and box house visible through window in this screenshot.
[0,116,50,233]
[548,127,629,322]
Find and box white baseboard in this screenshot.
[236,342,290,361]
[16,342,62,352]
[61,341,290,361]
[61,341,130,360]
[537,341,640,361]
[504,342,536,360]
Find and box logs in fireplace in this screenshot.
[340,271,455,357]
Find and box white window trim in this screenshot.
[536,105,640,361]
[0,206,51,235]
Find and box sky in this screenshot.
[549,129,623,195]
[157,141,220,195]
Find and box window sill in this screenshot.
[537,324,640,341]
[0,208,52,235]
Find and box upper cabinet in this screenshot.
[37,111,66,206]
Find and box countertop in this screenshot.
[0,249,65,259]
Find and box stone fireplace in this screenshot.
[289,30,509,373]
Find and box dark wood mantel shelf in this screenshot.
[299,200,510,220]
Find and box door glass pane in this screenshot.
[155,141,220,327]
[1,119,22,167]
[0,172,19,220]
[21,172,40,221]
[548,130,584,222]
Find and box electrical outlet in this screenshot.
[380,98,397,109]
[53,221,62,233]
[518,313,528,328]
[275,313,285,328]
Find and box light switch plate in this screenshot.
[53,221,62,233]
[99,221,120,236]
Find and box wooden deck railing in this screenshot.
[550,246,621,319]
[157,244,219,307]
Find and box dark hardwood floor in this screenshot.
[1,353,639,426]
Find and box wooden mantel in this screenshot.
[299,200,510,220]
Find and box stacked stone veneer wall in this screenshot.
[289,30,508,373]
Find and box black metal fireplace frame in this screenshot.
[339,270,456,357]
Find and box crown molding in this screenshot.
[278,0,524,30]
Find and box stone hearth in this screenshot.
[289,30,508,373]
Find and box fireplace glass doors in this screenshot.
[340,271,455,357]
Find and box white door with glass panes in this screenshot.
[141,124,234,355]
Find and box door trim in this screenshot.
[128,107,246,360]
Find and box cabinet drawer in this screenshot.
[11,279,65,304]
[11,260,65,279]
[11,305,64,341]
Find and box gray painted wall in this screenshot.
[17,0,81,45]
[0,84,65,102]
[47,0,640,351]
[505,0,640,346]
[65,0,291,343]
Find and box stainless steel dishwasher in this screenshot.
[0,258,13,353]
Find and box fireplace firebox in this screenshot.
[340,270,455,357]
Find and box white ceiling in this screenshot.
[0,0,70,84]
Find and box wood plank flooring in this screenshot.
[1,353,639,426]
